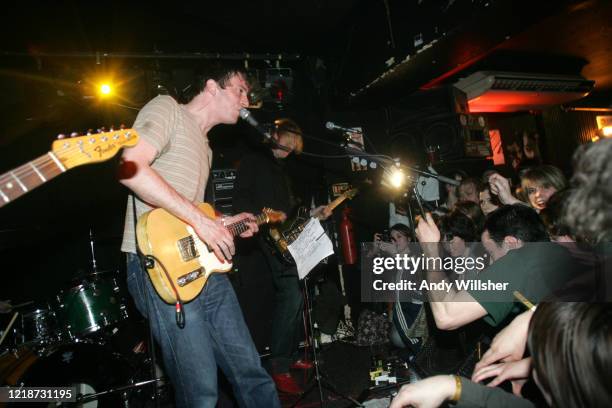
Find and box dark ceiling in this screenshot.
[1,0,611,108]
[1,1,358,54]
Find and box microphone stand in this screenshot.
[290,273,364,408]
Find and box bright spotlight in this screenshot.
[388,168,405,189]
[99,83,112,96]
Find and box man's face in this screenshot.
[481,230,508,263]
[217,74,249,123]
[458,182,479,204]
[272,133,296,159]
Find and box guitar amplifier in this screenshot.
[207,168,237,215]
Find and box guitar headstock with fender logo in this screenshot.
[0,128,139,208]
[52,129,139,169]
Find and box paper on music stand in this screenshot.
[288,218,334,280]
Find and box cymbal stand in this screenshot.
[89,228,98,274]
[75,377,165,406]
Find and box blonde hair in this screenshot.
[274,118,303,154]
[520,165,568,192]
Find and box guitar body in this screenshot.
[267,207,310,264]
[267,188,359,265]
[136,203,232,304]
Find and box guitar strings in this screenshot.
[0,133,133,192]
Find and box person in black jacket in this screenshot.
[233,118,329,395]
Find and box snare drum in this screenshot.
[57,276,127,338]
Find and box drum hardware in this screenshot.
[76,377,165,405]
[9,343,137,406]
[0,312,19,349]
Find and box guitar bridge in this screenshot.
[177,268,204,287]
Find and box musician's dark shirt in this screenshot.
[233,149,295,215]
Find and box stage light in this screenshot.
[602,126,612,137]
[387,167,405,189]
[99,83,112,96]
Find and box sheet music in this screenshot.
[288,218,334,279]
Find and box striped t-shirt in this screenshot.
[121,95,212,254]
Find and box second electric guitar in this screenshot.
[137,204,284,303]
[268,188,358,264]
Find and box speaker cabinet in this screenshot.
[390,113,491,163]
[206,168,237,215]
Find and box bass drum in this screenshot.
[9,343,133,407]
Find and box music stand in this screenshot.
[290,274,363,408]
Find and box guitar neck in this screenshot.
[325,195,349,214]
[0,152,66,208]
[226,212,269,237]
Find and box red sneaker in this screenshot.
[272,373,303,395]
[290,359,314,370]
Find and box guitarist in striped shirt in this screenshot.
[118,67,280,408]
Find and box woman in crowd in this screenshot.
[520,165,567,212]
[488,165,566,213]
[389,302,612,408]
[478,185,500,216]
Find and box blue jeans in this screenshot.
[126,253,280,408]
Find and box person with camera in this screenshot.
[374,224,426,353]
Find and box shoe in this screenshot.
[272,373,303,395]
[290,359,314,370]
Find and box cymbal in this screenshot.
[0,300,34,313]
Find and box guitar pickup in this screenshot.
[177,236,199,261]
[177,268,204,287]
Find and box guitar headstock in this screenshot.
[51,129,139,169]
[262,208,286,224]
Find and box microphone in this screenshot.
[435,175,460,186]
[325,121,362,134]
[239,108,272,141]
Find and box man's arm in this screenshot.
[119,138,238,261]
[429,292,488,331]
[416,213,488,330]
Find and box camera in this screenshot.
[381,230,391,242]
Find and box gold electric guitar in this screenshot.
[0,129,139,208]
[268,188,359,264]
[136,204,284,304]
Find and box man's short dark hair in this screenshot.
[440,210,479,242]
[202,63,250,90]
[484,204,550,243]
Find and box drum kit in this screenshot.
[0,231,161,407]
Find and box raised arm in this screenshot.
[416,213,487,330]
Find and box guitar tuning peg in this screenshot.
[119,124,126,130]
[98,126,107,133]
[57,133,66,139]
[70,132,79,138]
[86,128,94,135]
